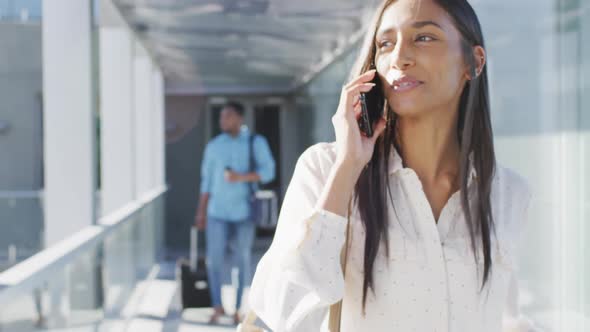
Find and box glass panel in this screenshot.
[0,0,44,271]
[0,194,44,272]
[0,0,42,22]
[0,194,165,331]
[474,0,589,329]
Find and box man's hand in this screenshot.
[195,193,209,231]
[225,170,260,183]
[224,170,243,183]
[195,214,207,230]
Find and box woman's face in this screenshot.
[374,0,470,117]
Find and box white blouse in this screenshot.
[248,142,541,332]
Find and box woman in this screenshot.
[248,0,540,331]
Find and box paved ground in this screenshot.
[145,235,273,332]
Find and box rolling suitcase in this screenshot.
[178,226,212,309]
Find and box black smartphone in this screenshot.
[358,73,385,137]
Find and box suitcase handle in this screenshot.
[190,226,199,272]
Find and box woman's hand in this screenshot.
[316,70,388,217]
[332,69,387,174]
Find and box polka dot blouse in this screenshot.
[248,142,540,332]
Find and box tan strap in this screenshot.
[243,310,258,325]
[236,310,264,332]
[328,197,353,332]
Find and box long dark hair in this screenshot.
[348,0,496,310]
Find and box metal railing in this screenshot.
[0,186,166,331]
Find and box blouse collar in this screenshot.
[388,146,478,184]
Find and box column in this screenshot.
[133,41,153,198]
[42,0,95,326]
[98,0,134,216]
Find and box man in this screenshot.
[195,101,275,325]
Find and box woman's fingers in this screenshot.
[333,102,362,131]
[346,83,375,98]
[339,83,375,116]
[353,103,362,120]
[336,70,377,118]
[369,117,387,143]
[344,69,376,89]
[331,69,384,169]
[352,94,360,107]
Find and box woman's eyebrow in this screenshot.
[412,20,444,31]
[377,20,445,37]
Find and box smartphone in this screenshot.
[358,73,385,137]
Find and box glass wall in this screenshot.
[0,194,164,331]
[0,0,44,270]
[0,0,103,270]
[289,51,357,147]
[0,0,41,22]
[0,1,167,330]
[475,0,589,329]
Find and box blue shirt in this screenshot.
[200,127,276,222]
